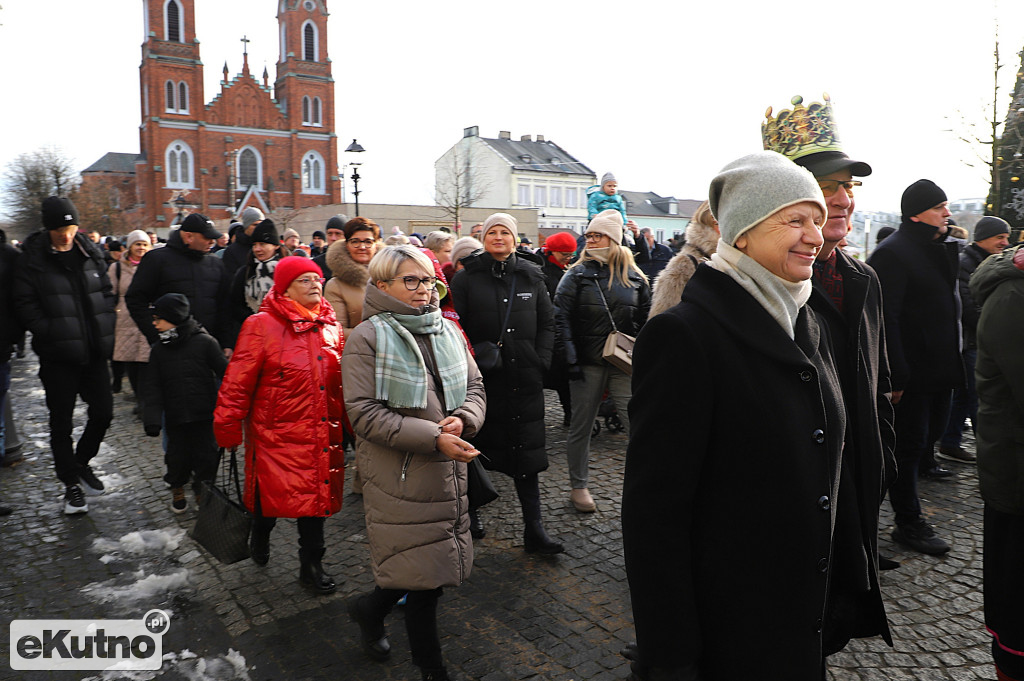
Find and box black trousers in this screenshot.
[985,504,1024,680]
[252,513,326,552]
[163,420,219,488]
[888,388,951,527]
[38,359,113,486]
[364,586,444,669]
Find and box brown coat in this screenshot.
[324,239,370,335]
[108,259,151,363]
[341,285,486,590]
[648,216,719,319]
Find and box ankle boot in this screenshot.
[249,525,271,566]
[524,520,564,555]
[469,509,485,539]
[347,595,391,661]
[420,666,451,681]
[299,548,336,594]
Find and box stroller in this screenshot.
[592,393,624,437]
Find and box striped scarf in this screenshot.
[370,309,468,410]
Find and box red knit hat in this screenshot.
[273,256,323,294]
[544,231,578,253]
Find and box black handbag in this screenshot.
[471,272,517,373]
[466,456,498,510]
[190,448,253,564]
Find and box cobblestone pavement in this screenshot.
[0,350,997,681]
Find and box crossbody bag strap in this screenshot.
[593,278,619,333]
[495,271,517,346]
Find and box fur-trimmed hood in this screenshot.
[648,217,720,318]
[325,239,371,288]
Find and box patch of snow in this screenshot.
[81,568,192,605]
[92,528,186,556]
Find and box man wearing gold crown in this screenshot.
[762,94,894,657]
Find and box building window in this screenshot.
[534,186,546,207]
[301,151,325,194]
[165,80,175,112]
[517,184,529,206]
[550,187,562,208]
[165,0,183,42]
[551,223,561,231]
[302,96,321,126]
[165,141,194,189]
[312,97,321,125]
[165,80,188,113]
[302,21,318,61]
[302,96,310,124]
[280,22,287,58]
[178,81,188,113]
[565,187,577,209]
[237,146,261,189]
[656,229,665,243]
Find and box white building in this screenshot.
[435,127,597,234]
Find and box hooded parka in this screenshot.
[342,285,486,590]
[323,238,371,335]
[214,287,345,518]
[450,251,554,477]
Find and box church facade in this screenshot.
[85,0,341,228]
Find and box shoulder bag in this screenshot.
[472,272,516,373]
[190,447,254,564]
[594,280,635,376]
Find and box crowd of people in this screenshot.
[0,102,1021,681]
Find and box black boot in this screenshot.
[347,595,391,661]
[515,474,563,555]
[250,524,271,566]
[469,509,485,539]
[299,547,337,595]
[420,667,451,681]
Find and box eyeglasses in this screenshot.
[584,233,607,242]
[293,276,325,287]
[388,276,437,291]
[817,180,862,198]
[347,238,376,248]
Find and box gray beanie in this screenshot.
[601,172,616,185]
[973,216,1010,242]
[709,151,827,246]
[240,207,265,229]
[482,212,518,239]
[587,209,624,244]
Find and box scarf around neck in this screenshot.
[709,240,811,339]
[370,307,468,410]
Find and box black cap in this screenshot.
[325,215,348,231]
[107,239,123,252]
[180,213,222,240]
[151,293,191,325]
[794,151,872,178]
[901,179,947,220]
[312,230,326,240]
[974,216,1011,242]
[41,196,79,230]
[250,219,280,246]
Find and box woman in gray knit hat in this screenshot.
[622,151,863,680]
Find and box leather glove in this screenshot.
[144,424,161,437]
[567,364,584,381]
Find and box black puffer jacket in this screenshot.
[12,230,115,364]
[450,251,554,477]
[553,258,651,366]
[141,318,228,431]
[0,242,21,362]
[126,230,231,348]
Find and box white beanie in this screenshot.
[482,213,518,239]
[709,151,826,246]
[125,229,150,247]
[240,207,265,229]
[587,209,623,244]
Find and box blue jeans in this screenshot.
[940,348,977,448]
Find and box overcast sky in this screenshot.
[2,0,1023,219]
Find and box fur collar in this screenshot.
[684,217,719,261]
[325,239,371,288]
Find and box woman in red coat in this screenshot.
[214,256,345,595]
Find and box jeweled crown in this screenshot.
[761,93,843,161]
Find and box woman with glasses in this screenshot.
[215,256,345,595]
[342,245,485,681]
[450,213,562,552]
[226,219,288,344]
[553,210,650,512]
[325,216,380,336]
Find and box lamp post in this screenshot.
[345,139,365,216]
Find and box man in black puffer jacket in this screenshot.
[126,214,232,354]
[12,197,116,515]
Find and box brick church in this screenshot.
[82,0,341,229]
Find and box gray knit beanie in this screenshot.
[587,209,624,244]
[601,172,616,185]
[482,212,518,239]
[240,207,265,229]
[709,151,827,246]
[973,216,1010,242]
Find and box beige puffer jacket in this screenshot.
[108,259,151,363]
[324,239,371,336]
[341,284,486,590]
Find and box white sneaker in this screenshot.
[64,485,88,515]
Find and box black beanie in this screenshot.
[41,196,79,230]
[151,293,191,325]
[250,219,279,246]
[107,239,123,252]
[325,215,348,231]
[974,216,1011,242]
[901,180,947,220]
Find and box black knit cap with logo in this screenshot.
[41,196,79,230]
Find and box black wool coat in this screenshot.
[141,318,228,431]
[809,250,894,653]
[0,242,22,362]
[13,231,116,365]
[553,259,650,367]
[957,242,989,349]
[866,220,964,392]
[623,265,846,681]
[451,252,554,477]
[126,230,232,348]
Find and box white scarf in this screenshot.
[708,240,810,340]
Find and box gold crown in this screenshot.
[761,93,843,161]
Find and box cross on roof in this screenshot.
[241,35,250,55]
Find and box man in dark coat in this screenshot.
[633,227,673,282]
[12,197,116,514]
[126,214,232,354]
[867,179,964,555]
[938,216,1010,463]
[312,214,347,280]
[220,207,264,278]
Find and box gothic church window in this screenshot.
[302,96,310,124]
[165,141,193,189]
[238,147,261,189]
[164,80,189,113]
[301,151,325,194]
[302,96,321,126]
[165,81,175,112]
[312,97,321,125]
[303,21,318,61]
[178,82,188,113]
[165,0,183,42]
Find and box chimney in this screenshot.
[521,134,532,142]
[498,131,511,140]
[463,125,479,138]
[536,134,545,142]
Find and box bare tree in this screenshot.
[2,146,80,240]
[72,175,139,236]
[435,144,492,230]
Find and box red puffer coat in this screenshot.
[214,287,345,518]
